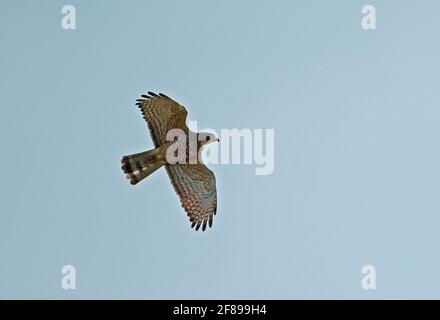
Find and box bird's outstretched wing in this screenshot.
[135,92,188,148]
[165,164,217,231]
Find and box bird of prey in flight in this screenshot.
[121,91,219,231]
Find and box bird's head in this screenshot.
[198,132,219,149]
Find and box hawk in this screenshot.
[121,91,219,231]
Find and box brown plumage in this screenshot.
[121,92,218,231]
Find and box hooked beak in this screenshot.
[203,138,219,146]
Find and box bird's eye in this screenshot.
[206,136,211,141]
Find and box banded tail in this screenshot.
[121,148,165,185]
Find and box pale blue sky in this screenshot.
[1,0,440,299]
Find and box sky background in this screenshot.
[1,0,440,299]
